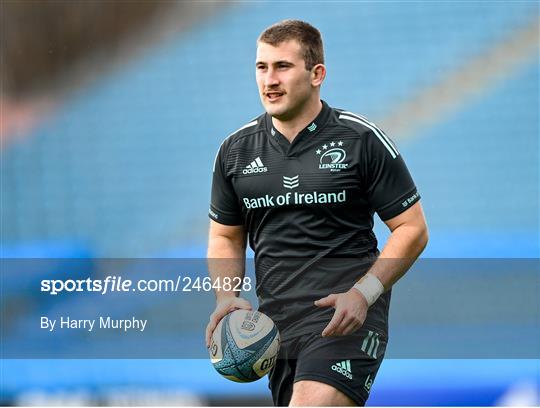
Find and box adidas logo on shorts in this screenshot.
[243,157,268,174]
[331,359,353,379]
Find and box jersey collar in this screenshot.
[265,100,332,154]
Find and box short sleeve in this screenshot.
[362,129,421,221]
[209,141,244,225]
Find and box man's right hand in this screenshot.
[205,297,253,348]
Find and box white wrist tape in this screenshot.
[352,273,384,307]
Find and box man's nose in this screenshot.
[264,68,279,87]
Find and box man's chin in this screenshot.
[265,106,289,120]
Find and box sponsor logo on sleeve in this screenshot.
[401,191,419,208]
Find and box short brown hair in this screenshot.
[258,19,324,71]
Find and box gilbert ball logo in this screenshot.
[316,141,348,172]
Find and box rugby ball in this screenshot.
[209,309,280,382]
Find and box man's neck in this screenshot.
[272,99,323,143]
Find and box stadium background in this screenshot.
[1,1,538,406]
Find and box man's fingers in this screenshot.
[205,315,219,347]
[236,298,253,311]
[322,310,345,337]
[205,326,212,347]
[339,318,361,336]
[206,298,253,347]
[314,294,337,307]
[226,298,253,314]
[327,313,355,337]
[205,309,226,347]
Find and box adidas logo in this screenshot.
[283,175,299,189]
[242,157,268,174]
[331,360,352,379]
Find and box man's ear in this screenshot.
[311,64,326,87]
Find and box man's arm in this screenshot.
[315,201,428,336]
[363,200,428,289]
[205,220,252,346]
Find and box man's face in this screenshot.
[256,40,315,121]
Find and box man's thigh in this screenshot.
[290,379,355,406]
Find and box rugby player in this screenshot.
[206,19,428,406]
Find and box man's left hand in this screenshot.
[314,288,368,337]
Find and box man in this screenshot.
[206,20,428,406]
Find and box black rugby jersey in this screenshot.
[209,101,420,339]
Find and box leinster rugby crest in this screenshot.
[316,141,348,172]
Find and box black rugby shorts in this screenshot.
[267,326,387,406]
